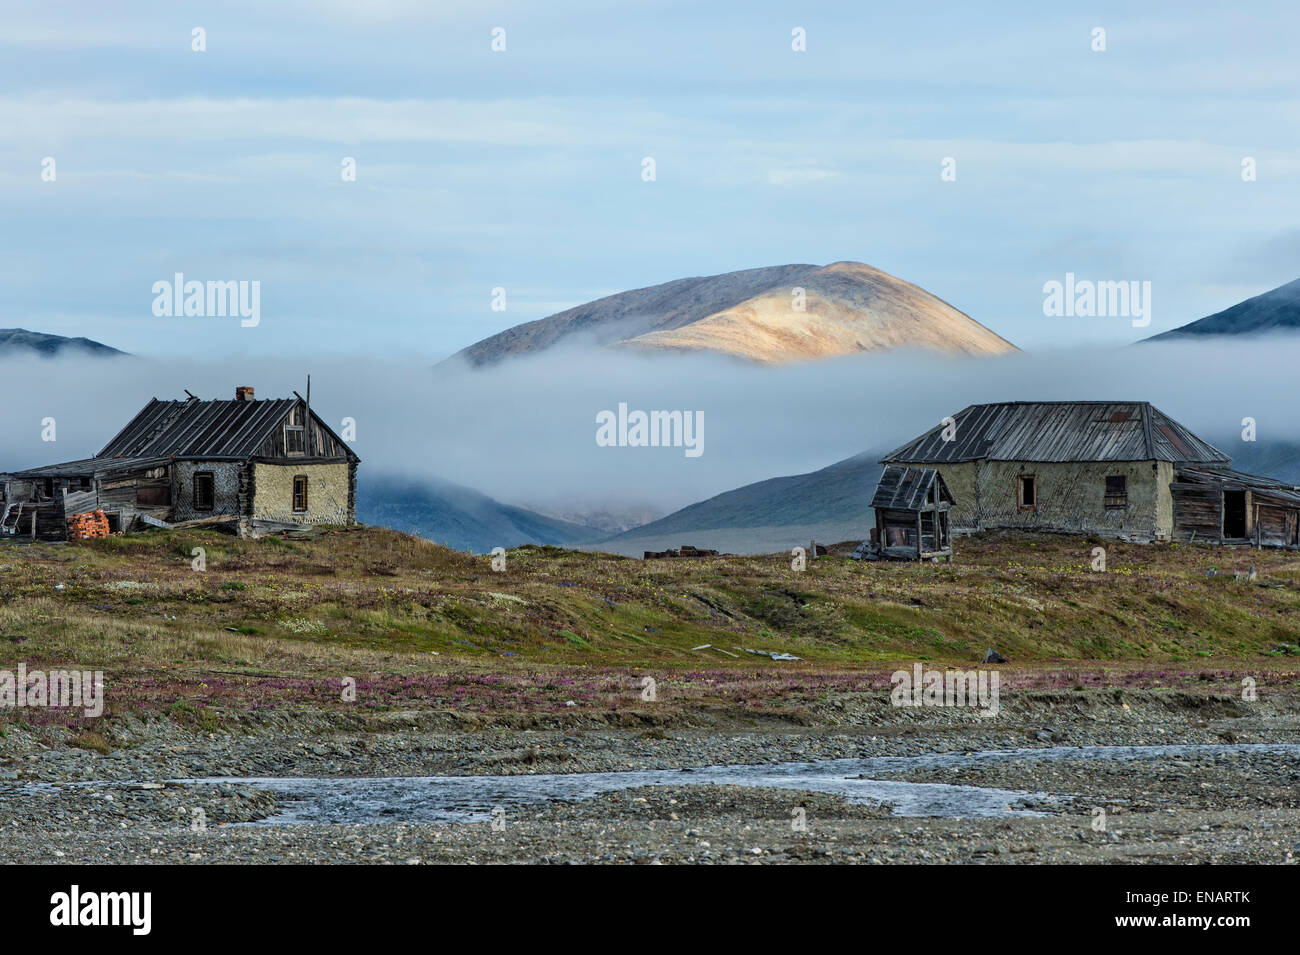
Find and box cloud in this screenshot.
[3,341,1298,522]
[766,167,838,186]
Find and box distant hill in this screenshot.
[447,262,1017,367]
[1217,438,1300,485]
[0,328,125,358]
[1145,278,1300,341]
[357,474,603,553]
[593,450,887,557]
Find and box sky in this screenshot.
[3,0,1299,360]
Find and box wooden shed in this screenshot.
[869,465,954,560]
[1171,466,1300,547]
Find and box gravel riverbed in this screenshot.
[3,688,1298,864]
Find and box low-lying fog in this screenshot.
[2,338,1296,520]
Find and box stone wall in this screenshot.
[976,460,1162,539]
[893,458,1165,539]
[172,461,243,522]
[251,462,352,524]
[1154,461,1175,539]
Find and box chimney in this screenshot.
[235,386,255,402]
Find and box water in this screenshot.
[170,742,1300,827]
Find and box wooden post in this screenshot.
[31,511,37,539]
[916,512,923,561]
[305,374,313,457]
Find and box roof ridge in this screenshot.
[967,400,1151,406]
[881,400,1225,465]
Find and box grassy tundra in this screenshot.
[1,525,1298,731]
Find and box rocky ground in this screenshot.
[2,688,1298,864]
[2,782,1295,865]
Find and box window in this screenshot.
[1018,475,1037,509]
[292,475,309,512]
[1104,475,1127,508]
[137,486,171,507]
[286,407,306,455]
[193,472,215,511]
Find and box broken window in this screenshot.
[1019,475,1037,509]
[193,472,215,511]
[292,475,309,512]
[1105,475,1127,508]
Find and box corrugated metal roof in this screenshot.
[870,465,952,510]
[99,398,297,458]
[882,402,1229,465]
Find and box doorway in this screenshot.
[1223,490,1246,539]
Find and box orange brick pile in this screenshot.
[67,509,110,540]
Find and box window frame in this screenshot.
[1104,474,1128,509]
[193,471,216,511]
[1018,474,1037,510]
[292,474,309,512]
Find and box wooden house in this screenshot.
[879,401,1300,547]
[1,386,359,540]
[868,465,953,560]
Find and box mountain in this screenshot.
[356,474,602,553]
[1215,438,1300,485]
[1145,277,1300,341]
[0,328,125,358]
[448,262,1017,367]
[592,450,887,557]
[515,503,663,536]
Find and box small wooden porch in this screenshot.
[867,465,954,561]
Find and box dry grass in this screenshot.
[1,524,1297,725]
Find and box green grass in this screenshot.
[2,525,1300,684]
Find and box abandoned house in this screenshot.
[866,465,954,560]
[1,386,359,540]
[878,401,1300,547]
